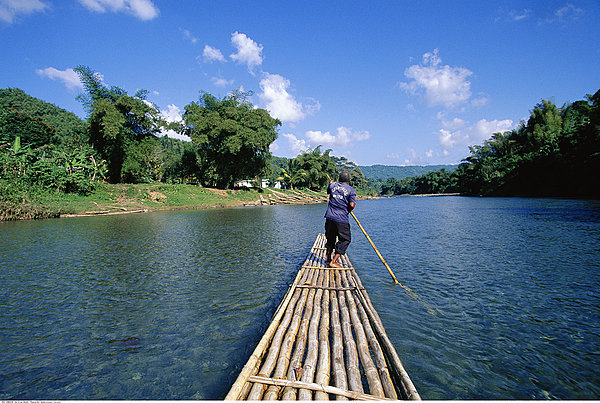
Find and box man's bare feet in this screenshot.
[329,253,342,268]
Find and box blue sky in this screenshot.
[1,0,599,166]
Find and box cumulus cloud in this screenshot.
[305,127,371,148]
[282,133,308,155]
[36,67,83,90]
[440,117,467,130]
[203,45,226,63]
[78,0,159,20]
[159,104,190,141]
[0,0,48,23]
[437,118,513,152]
[399,48,473,109]
[230,31,263,73]
[259,73,305,123]
[269,141,279,153]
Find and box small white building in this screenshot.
[234,179,271,188]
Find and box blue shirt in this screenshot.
[324,182,356,223]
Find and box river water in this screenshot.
[1,196,599,399]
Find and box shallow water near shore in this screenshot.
[1,196,599,399]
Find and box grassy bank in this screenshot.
[1,181,352,221]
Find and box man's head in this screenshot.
[339,171,351,183]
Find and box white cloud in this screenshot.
[511,8,531,21]
[182,29,198,44]
[78,0,159,20]
[160,104,182,123]
[211,76,234,87]
[471,94,489,108]
[305,126,371,148]
[0,0,48,23]
[159,104,190,141]
[438,129,456,150]
[229,31,263,73]
[269,141,279,153]
[36,67,83,90]
[259,73,305,123]
[470,119,513,144]
[282,133,308,155]
[496,8,532,22]
[440,117,466,130]
[203,45,226,63]
[550,3,583,24]
[399,48,473,109]
[437,118,513,151]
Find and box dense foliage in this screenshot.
[181,91,280,188]
[381,90,600,198]
[4,70,597,221]
[275,147,374,194]
[360,164,456,181]
[1,88,102,195]
[75,66,165,183]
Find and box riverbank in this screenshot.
[0,182,377,221]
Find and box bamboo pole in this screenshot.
[338,268,363,394]
[330,270,348,400]
[298,269,325,400]
[344,266,421,400]
[354,294,397,399]
[248,376,395,401]
[247,285,304,400]
[267,246,322,400]
[281,263,319,400]
[314,269,331,400]
[227,235,322,401]
[262,269,314,400]
[340,270,385,398]
[350,211,402,285]
[225,258,310,400]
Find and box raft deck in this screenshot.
[226,234,420,400]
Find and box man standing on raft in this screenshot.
[325,171,356,268]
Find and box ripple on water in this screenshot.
[1,199,599,399]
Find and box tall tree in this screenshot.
[75,66,163,183]
[181,91,280,188]
[292,146,337,190]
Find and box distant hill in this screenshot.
[359,164,456,180]
[0,88,87,148]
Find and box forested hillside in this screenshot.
[359,164,455,180]
[0,88,88,149]
[381,90,600,198]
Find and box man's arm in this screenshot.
[348,201,356,212]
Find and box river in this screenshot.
[1,196,599,399]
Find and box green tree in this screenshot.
[292,146,337,189]
[278,158,307,190]
[75,66,163,183]
[0,109,55,149]
[181,91,280,188]
[0,88,88,150]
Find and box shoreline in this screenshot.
[1,183,378,222]
[58,192,379,219]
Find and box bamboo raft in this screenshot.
[226,233,420,400]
